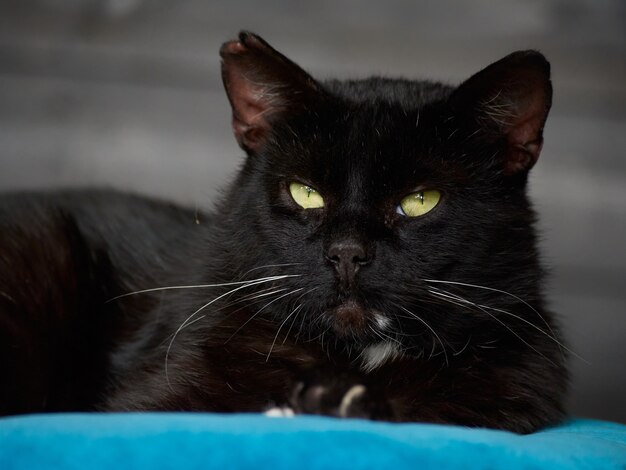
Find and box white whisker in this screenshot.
[108,274,300,302]
[238,263,304,280]
[225,287,290,307]
[266,304,304,362]
[475,301,586,363]
[225,288,305,344]
[427,289,557,366]
[165,277,297,389]
[281,287,318,345]
[453,336,472,356]
[396,305,449,366]
[373,328,403,348]
[427,285,572,356]
[283,306,305,345]
[422,278,560,352]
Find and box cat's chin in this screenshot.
[327,300,384,340]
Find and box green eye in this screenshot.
[289,182,324,209]
[398,190,441,217]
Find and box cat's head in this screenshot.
[217,32,552,358]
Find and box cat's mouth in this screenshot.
[327,299,382,339]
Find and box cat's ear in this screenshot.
[220,31,323,154]
[450,51,552,175]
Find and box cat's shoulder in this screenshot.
[0,188,208,257]
[0,188,199,225]
[0,188,210,283]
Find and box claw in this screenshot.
[338,384,367,418]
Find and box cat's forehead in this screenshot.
[272,103,456,198]
[263,77,478,197]
[322,77,453,109]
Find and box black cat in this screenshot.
[0,32,567,433]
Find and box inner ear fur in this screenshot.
[220,31,323,154]
[451,51,553,175]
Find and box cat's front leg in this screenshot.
[286,371,395,420]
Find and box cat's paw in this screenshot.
[264,406,295,418]
[289,380,392,420]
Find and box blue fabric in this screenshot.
[1,413,626,469]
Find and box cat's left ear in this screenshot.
[450,51,552,175]
[220,31,323,154]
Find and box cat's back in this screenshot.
[0,188,201,239]
[0,189,206,280]
[0,189,208,414]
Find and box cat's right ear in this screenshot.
[220,31,323,154]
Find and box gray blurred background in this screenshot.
[1,0,624,423]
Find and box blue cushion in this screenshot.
[1,413,626,469]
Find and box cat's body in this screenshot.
[0,32,567,433]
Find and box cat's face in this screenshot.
[219,32,551,355]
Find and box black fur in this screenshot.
[0,32,567,433]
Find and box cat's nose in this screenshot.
[325,240,371,283]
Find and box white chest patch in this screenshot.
[360,341,402,373]
[373,313,391,331]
